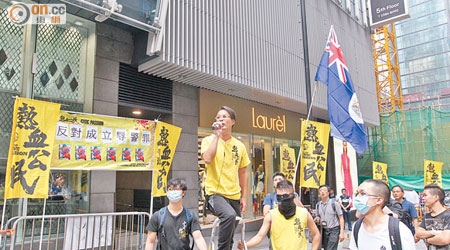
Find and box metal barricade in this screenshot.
[208,216,247,250]
[1,212,150,250]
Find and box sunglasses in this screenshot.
[277,194,294,200]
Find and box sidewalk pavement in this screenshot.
[200,229,428,250]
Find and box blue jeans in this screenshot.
[342,209,352,230]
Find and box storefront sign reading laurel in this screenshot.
[251,107,286,133]
[199,89,305,140]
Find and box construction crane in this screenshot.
[372,24,403,115]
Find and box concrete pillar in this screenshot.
[90,23,133,213]
[171,82,199,214]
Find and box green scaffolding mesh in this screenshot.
[358,107,450,179]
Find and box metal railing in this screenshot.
[208,216,247,250]
[1,212,150,250]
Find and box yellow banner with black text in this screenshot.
[5,98,60,199]
[51,111,159,170]
[373,161,389,185]
[280,145,296,183]
[300,120,330,188]
[424,160,443,187]
[4,99,182,199]
[152,122,182,197]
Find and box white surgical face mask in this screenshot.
[167,190,182,202]
[354,195,371,215]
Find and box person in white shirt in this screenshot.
[349,179,415,250]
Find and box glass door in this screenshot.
[251,136,272,217]
[272,138,290,182]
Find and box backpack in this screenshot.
[269,192,276,208]
[353,216,402,250]
[387,199,413,231]
[157,207,194,250]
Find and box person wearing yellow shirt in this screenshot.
[201,106,250,250]
[237,180,321,250]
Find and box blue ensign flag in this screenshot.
[314,26,368,154]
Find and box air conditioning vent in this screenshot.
[119,63,172,112]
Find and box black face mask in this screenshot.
[278,196,296,219]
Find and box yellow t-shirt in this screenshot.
[201,135,251,200]
[270,207,308,250]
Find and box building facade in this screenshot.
[0,0,378,223]
[140,0,379,219]
[397,0,450,109]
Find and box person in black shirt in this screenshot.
[416,184,450,249]
[145,178,207,250]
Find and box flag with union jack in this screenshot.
[314,25,368,154]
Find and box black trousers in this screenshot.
[322,226,340,250]
[207,194,241,250]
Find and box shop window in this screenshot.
[0,8,95,224]
[198,130,208,224]
[0,9,24,159]
[272,138,302,200]
[250,136,272,218]
[26,171,89,216]
[0,9,23,91]
[0,8,26,224]
[33,23,89,111]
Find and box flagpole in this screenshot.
[293,81,319,187]
[0,198,7,246]
[295,0,313,197]
[0,198,6,230]
[38,198,47,250]
[150,174,154,214]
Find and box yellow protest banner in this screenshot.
[152,122,182,197]
[51,111,158,170]
[5,98,60,199]
[373,161,389,185]
[424,160,443,187]
[280,145,296,183]
[300,120,330,188]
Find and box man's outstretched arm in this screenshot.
[237,213,271,249]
